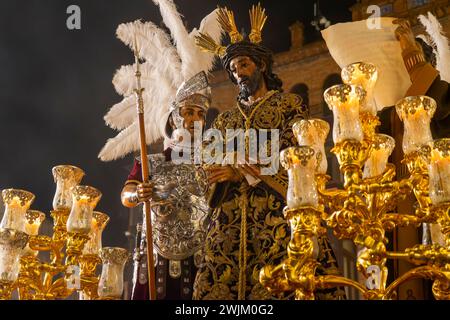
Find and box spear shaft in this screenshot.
[133,39,157,300]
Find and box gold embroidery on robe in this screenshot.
[193,91,344,300]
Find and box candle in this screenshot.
[341,62,378,115]
[98,247,129,299]
[25,210,45,236]
[428,139,450,205]
[52,165,85,211]
[363,134,395,178]
[23,210,46,256]
[0,229,29,283]
[0,189,35,233]
[66,186,102,234]
[293,119,330,174]
[395,96,436,155]
[324,84,365,144]
[280,146,318,209]
[83,212,110,255]
[25,223,40,237]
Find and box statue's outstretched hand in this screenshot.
[393,18,422,53]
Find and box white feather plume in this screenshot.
[188,9,223,76]
[153,0,205,79]
[100,90,175,161]
[104,95,136,130]
[418,12,450,82]
[99,120,159,162]
[116,20,183,87]
[104,19,185,131]
[99,5,222,162]
[112,62,153,97]
[103,63,153,130]
[105,62,176,130]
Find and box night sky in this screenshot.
[0,0,355,248]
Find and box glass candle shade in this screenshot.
[280,146,318,209]
[52,165,85,211]
[363,134,395,179]
[66,186,102,234]
[324,84,365,144]
[24,210,46,256]
[97,247,129,299]
[82,211,110,255]
[428,138,450,205]
[0,189,35,233]
[341,62,378,116]
[395,95,436,155]
[292,119,330,174]
[0,229,29,282]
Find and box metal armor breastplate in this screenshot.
[146,153,209,261]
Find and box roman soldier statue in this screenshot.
[98,0,223,299]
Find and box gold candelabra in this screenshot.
[260,61,450,300]
[0,165,129,300]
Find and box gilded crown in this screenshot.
[195,3,268,57]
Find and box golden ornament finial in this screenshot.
[249,3,267,44]
[195,32,226,57]
[217,6,243,44]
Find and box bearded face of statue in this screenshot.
[229,56,265,101]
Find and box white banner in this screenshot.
[321,17,411,110]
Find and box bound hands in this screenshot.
[206,164,261,184]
